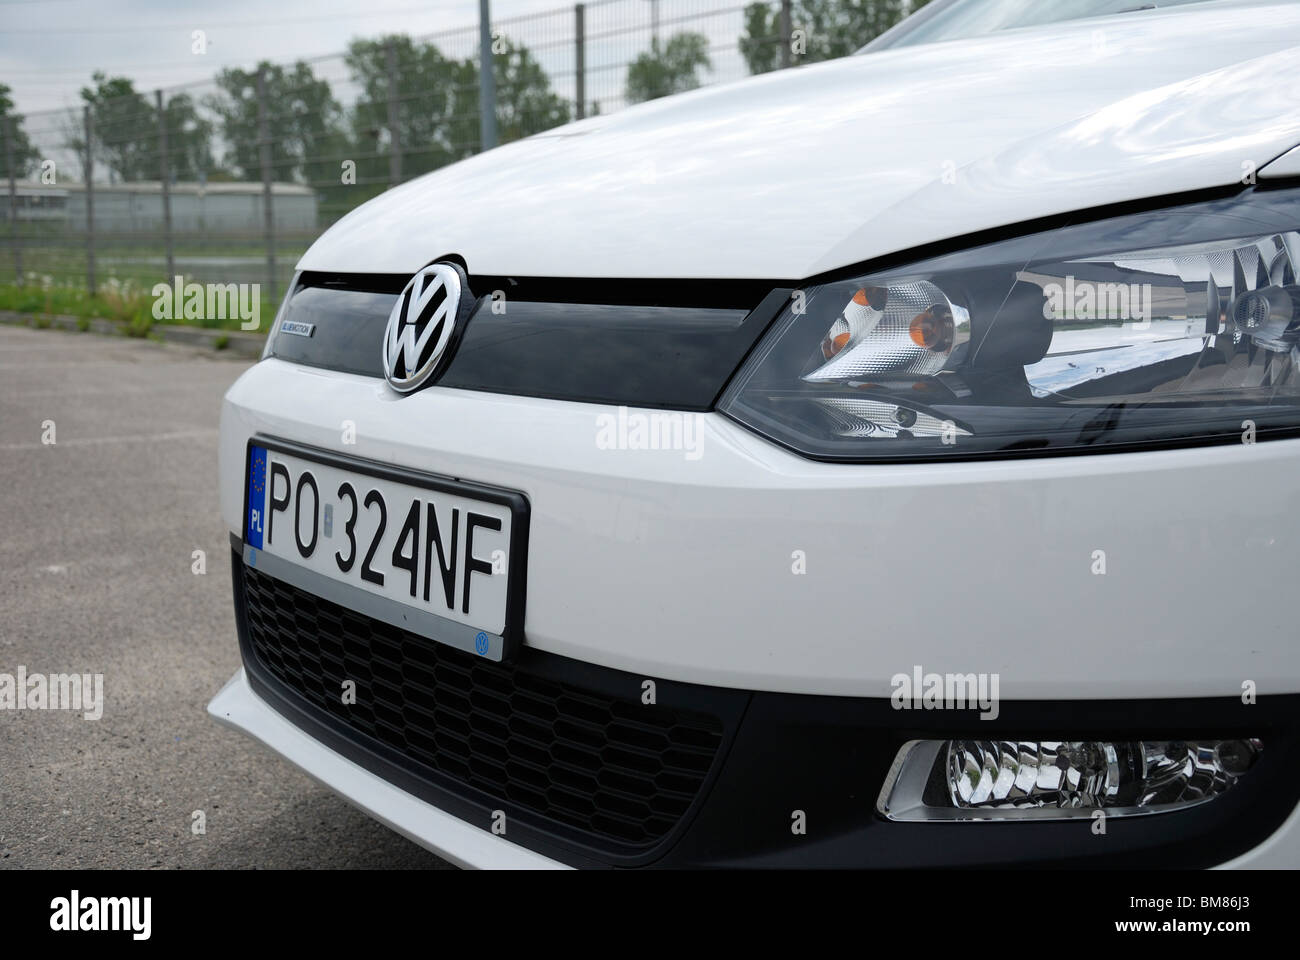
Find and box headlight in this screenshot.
[721,190,1300,460]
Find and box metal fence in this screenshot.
[0,0,916,326]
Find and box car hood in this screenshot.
[299,1,1300,281]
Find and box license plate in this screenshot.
[242,438,527,661]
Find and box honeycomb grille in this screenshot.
[239,563,723,848]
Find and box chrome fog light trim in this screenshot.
[877,738,1262,822]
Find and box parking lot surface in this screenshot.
[0,325,450,869]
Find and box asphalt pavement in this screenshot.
[0,324,451,869]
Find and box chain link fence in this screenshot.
[0,0,921,330]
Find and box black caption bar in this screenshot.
[0,868,1286,944]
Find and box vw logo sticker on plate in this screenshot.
[383,262,462,392]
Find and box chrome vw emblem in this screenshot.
[383,262,462,392]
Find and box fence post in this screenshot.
[5,116,19,285]
[84,105,96,296]
[256,65,277,308]
[156,89,174,286]
[780,0,793,68]
[478,0,498,151]
[574,4,586,121]
[386,39,402,187]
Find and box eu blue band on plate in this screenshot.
[246,445,267,550]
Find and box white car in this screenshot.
[209,0,1300,868]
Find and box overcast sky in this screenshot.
[1,0,578,115]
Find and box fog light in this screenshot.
[878,738,1261,821]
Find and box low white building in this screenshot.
[0,180,318,233]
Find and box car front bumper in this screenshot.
[208,668,565,869]
[209,658,1300,868]
[211,357,1300,867]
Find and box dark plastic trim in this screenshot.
[230,545,753,868]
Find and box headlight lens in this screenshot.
[721,191,1300,460]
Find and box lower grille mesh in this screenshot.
[238,563,723,848]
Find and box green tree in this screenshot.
[739,3,784,75]
[158,92,214,182]
[488,38,571,145]
[347,34,569,187]
[75,72,155,182]
[625,32,713,104]
[62,77,213,182]
[740,0,923,75]
[210,61,347,188]
[346,34,471,189]
[0,83,38,180]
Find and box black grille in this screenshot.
[272,275,786,409]
[238,564,723,849]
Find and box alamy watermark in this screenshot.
[1043,276,1153,329]
[891,665,1000,720]
[0,666,103,720]
[151,276,260,330]
[50,891,150,940]
[595,407,704,461]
